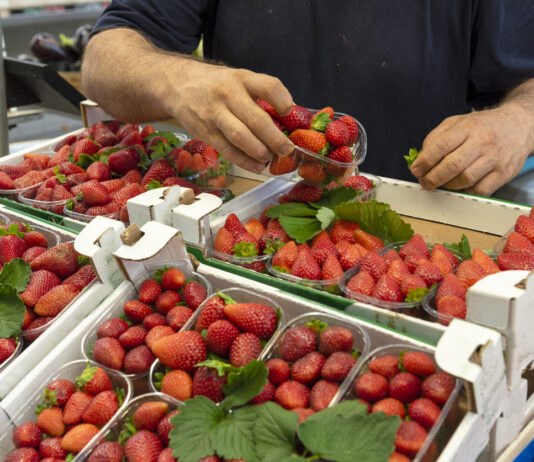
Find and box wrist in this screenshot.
[498,100,534,156]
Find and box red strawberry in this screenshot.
[34,283,80,317]
[387,259,411,285]
[402,352,436,377]
[142,159,176,186]
[256,98,278,118]
[30,242,80,279]
[383,249,401,267]
[414,261,443,287]
[344,174,372,191]
[394,421,428,457]
[224,302,277,339]
[93,337,125,370]
[275,380,310,409]
[338,115,359,144]
[124,300,153,322]
[119,325,147,349]
[330,220,360,244]
[166,305,193,331]
[138,279,162,304]
[124,429,163,462]
[213,227,235,255]
[182,281,208,310]
[354,229,384,251]
[0,337,16,363]
[409,398,441,429]
[277,105,312,132]
[339,244,364,270]
[157,409,180,446]
[250,381,276,405]
[498,252,534,270]
[155,291,182,315]
[310,231,338,266]
[190,153,207,173]
[36,407,64,436]
[73,138,99,161]
[286,182,322,203]
[515,215,534,242]
[132,401,169,432]
[471,248,500,275]
[291,247,321,280]
[289,129,327,154]
[39,436,67,458]
[232,230,260,258]
[389,372,421,403]
[122,169,143,184]
[355,373,388,402]
[161,370,192,402]
[151,330,207,371]
[93,121,119,146]
[421,372,455,406]
[82,182,110,206]
[504,231,534,255]
[20,270,61,307]
[431,244,459,268]
[108,148,140,175]
[21,307,34,330]
[321,351,356,382]
[456,260,486,288]
[399,274,427,300]
[4,448,40,462]
[206,319,240,357]
[281,326,317,362]
[229,332,263,367]
[24,317,54,340]
[400,234,430,259]
[63,391,94,425]
[372,398,406,418]
[117,123,139,139]
[192,366,227,402]
[77,366,113,395]
[22,231,48,250]
[120,131,143,147]
[269,152,300,175]
[86,161,111,182]
[13,422,42,449]
[13,171,47,189]
[194,296,226,331]
[266,358,291,386]
[172,149,193,174]
[145,325,174,350]
[346,270,375,297]
[272,241,298,272]
[369,355,400,379]
[87,441,123,462]
[43,379,76,407]
[430,249,454,276]
[298,162,327,184]
[82,390,119,426]
[321,254,343,281]
[158,268,184,291]
[318,326,353,356]
[325,119,350,146]
[97,318,129,339]
[372,274,402,302]
[291,351,326,384]
[310,380,339,411]
[100,178,126,194]
[0,234,25,264]
[436,274,466,302]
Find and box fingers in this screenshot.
[443,156,495,190]
[411,118,469,177]
[465,171,505,196]
[208,130,266,173]
[243,72,293,117]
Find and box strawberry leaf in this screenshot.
[444,234,472,259]
[0,223,26,238]
[316,186,359,209]
[232,241,259,258]
[278,216,322,244]
[0,284,26,338]
[252,401,299,462]
[169,396,224,462]
[115,387,125,407]
[0,258,31,292]
[76,153,100,169]
[221,360,268,412]
[310,112,332,132]
[316,207,336,230]
[53,166,67,184]
[218,292,237,305]
[118,416,137,444]
[65,199,74,211]
[146,179,163,190]
[75,363,97,390]
[404,147,420,168]
[263,238,284,255]
[196,359,237,377]
[138,151,152,171]
[97,146,123,165]
[266,203,317,219]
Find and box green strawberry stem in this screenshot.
[218,292,236,305]
[404,148,420,168]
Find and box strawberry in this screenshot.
[151,330,207,371]
[77,366,112,395]
[30,242,80,278]
[250,381,276,405]
[325,119,350,146]
[243,218,265,242]
[0,337,16,363]
[73,138,99,161]
[82,390,119,426]
[387,259,411,285]
[310,380,339,411]
[0,234,25,264]
[157,409,180,446]
[339,243,364,270]
[124,300,153,322]
[194,296,226,331]
[224,302,277,339]
[230,332,263,367]
[213,227,235,254]
[122,169,143,184]
[515,215,534,242]
[58,161,85,176]
[272,241,298,272]
[155,290,181,315]
[24,153,51,169]
[100,178,126,194]
[161,369,193,401]
[394,421,427,457]
[117,123,139,139]
[504,231,534,255]
[399,274,427,300]
[289,129,327,154]
[0,165,30,182]
[256,98,278,118]
[34,283,80,317]
[318,326,353,356]
[436,274,466,302]
[166,305,193,331]
[145,325,174,350]
[142,159,176,186]
[87,441,123,462]
[344,174,372,191]
[281,326,317,362]
[139,279,162,304]
[13,421,42,448]
[372,398,406,418]
[291,247,321,280]
[471,248,500,275]
[36,407,64,436]
[498,252,534,270]
[409,398,441,429]
[4,448,40,462]
[321,254,343,281]
[298,162,327,184]
[192,366,227,402]
[21,307,34,330]
[63,391,94,425]
[39,436,67,458]
[24,317,54,340]
[86,161,111,182]
[277,105,312,132]
[157,448,177,462]
[119,325,147,349]
[355,373,388,402]
[421,372,455,406]
[338,115,359,144]
[182,281,208,310]
[172,149,193,174]
[82,182,110,206]
[224,213,246,236]
[400,234,430,259]
[190,153,207,173]
[456,260,486,288]
[121,131,143,147]
[430,249,454,276]
[97,318,129,339]
[330,220,359,244]
[275,380,310,409]
[314,107,335,120]
[269,152,299,175]
[23,231,48,249]
[291,351,326,384]
[292,408,316,424]
[354,229,384,251]
[93,337,125,370]
[206,319,240,357]
[389,372,421,403]
[61,423,100,453]
[346,270,375,297]
[321,351,356,382]
[310,231,338,266]
[43,379,76,407]
[133,401,169,432]
[266,358,291,386]
[369,355,400,379]
[431,244,459,268]
[286,182,322,203]
[201,146,219,167]
[49,144,71,167]
[14,171,47,189]
[402,352,435,377]
[20,270,61,307]
[108,148,140,175]
[414,261,443,287]
[372,274,402,302]
[93,121,119,146]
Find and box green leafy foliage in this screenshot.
[316,186,359,209]
[404,147,420,168]
[306,318,327,333]
[266,203,317,219]
[316,207,336,230]
[279,216,323,244]
[0,258,31,292]
[146,179,163,190]
[335,200,414,245]
[118,416,137,444]
[75,363,97,390]
[0,284,26,338]
[444,234,472,259]
[221,360,268,412]
[53,166,67,184]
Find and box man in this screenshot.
[82,1,534,196]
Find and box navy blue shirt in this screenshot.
[92,0,534,181]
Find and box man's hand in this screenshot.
[410,101,534,196]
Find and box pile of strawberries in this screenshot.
[0,222,95,340]
[259,318,359,414]
[352,350,456,460]
[89,268,207,375]
[344,234,459,304]
[0,153,55,191]
[497,209,534,271]
[152,291,279,403]
[258,102,361,185]
[4,364,126,460]
[85,398,181,462]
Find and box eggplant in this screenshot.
[30,32,71,62]
[59,33,81,61]
[74,24,92,55]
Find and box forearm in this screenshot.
[501,78,534,156]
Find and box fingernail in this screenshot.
[411,166,421,176]
[254,162,265,173]
[279,144,294,158]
